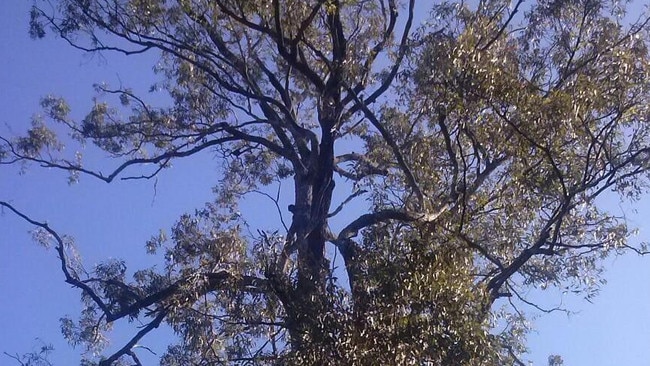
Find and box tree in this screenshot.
[2,0,650,364]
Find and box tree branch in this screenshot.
[343,0,417,109]
[98,309,167,366]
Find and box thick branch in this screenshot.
[337,209,417,241]
[486,200,573,301]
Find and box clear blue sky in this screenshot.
[1,1,650,365]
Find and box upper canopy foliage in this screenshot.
[3,0,650,364]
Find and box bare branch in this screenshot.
[328,189,367,218]
[250,188,289,232]
[0,201,113,313]
[507,282,570,315]
[98,310,167,366]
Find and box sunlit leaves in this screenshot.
[352,222,497,364]
[15,119,61,157]
[59,307,111,359]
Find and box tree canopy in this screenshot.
[2,0,650,364]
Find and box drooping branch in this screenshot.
[0,201,112,314]
[1,200,272,364]
[1,134,244,183]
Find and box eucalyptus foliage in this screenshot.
[3,0,650,364]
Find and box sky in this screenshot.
[1,1,650,365]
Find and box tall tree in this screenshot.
[2,0,650,364]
